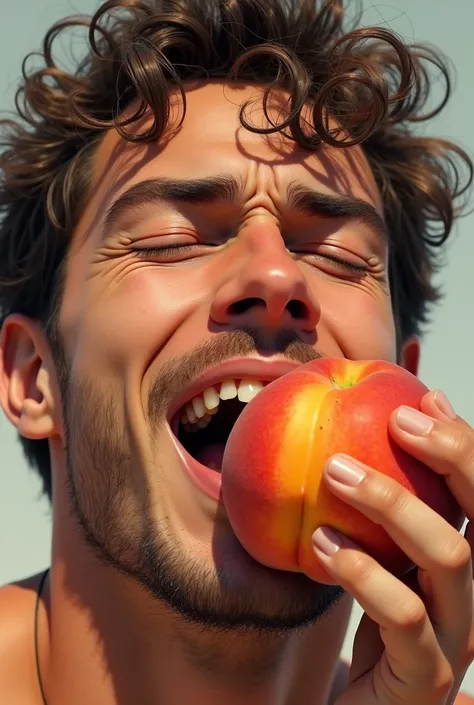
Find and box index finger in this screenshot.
[389,405,474,520]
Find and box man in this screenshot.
[0,0,474,703]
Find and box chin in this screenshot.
[135,493,346,633]
[72,355,347,631]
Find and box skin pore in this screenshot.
[0,81,420,705]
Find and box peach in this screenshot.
[221,358,464,584]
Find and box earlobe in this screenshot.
[0,314,59,440]
[399,335,420,377]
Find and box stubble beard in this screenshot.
[57,329,346,637]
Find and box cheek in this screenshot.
[319,282,397,362]
[63,266,210,379]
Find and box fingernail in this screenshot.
[313,526,342,556]
[434,390,457,420]
[326,454,367,486]
[396,406,434,436]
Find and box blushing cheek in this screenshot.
[62,267,203,381]
[99,270,205,370]
[323,288,397,362]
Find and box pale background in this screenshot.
[1,0,473,696]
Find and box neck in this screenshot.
[39,480,352,705]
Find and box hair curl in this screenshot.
[0,0,472,500]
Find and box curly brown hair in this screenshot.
[0,0,472,500]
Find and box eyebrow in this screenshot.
[101,173,389,242]
[102,175,242,236]
[286,182,389,242]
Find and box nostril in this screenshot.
[286,299,310,320]
[228,297,310,321]
[228,298,263,315]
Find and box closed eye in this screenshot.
[134,243,212,259]
[308,253,368,274]
[134,243,368,275]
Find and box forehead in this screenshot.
[81,81,382,233]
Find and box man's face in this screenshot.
[56,82,396,632]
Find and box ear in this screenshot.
[0,314,60,440]
[398,335,420,377]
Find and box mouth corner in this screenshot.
[165,357,302,483]
[168,418,224,502]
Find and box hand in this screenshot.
[312,389,474,704]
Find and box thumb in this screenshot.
[335,667,381,705]
[348,612,384,683]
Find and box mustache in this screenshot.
[148,326,326,422]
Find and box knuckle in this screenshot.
[432,661,455,695]
[342,551,374,585]
[373,481,409,517]
[394,597,427,631]
[437,536,472,572]
[407,656,454,695]
[429,677,453,698]
[443,429,474,468]
[402,657,454,695]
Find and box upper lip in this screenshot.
[167,356,303,422]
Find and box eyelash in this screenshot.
[316,253,368,274]
[136,244,199,257]
[135,243,368,274]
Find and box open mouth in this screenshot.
[172,379,269,472]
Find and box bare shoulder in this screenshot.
[333,661,474,705]
[0,572,47,702]
[0,572,44,640]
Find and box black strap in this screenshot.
[35,568,50,705]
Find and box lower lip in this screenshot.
[169,427,222,502]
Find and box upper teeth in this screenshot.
[181,379,265,431]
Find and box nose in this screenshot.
[210,224,321,333]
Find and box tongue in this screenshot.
[195,443,226,471]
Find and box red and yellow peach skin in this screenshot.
[221,359,464,584]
